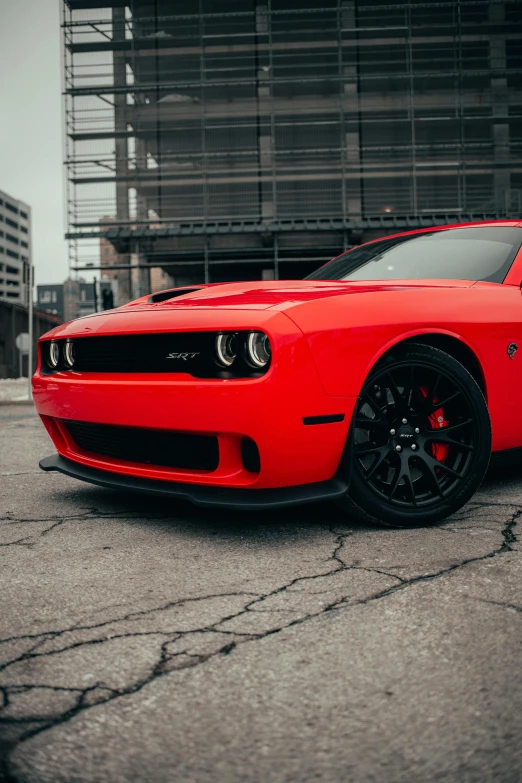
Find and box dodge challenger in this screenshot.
[33,221,522,527]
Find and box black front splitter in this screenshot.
[39,454,349,511]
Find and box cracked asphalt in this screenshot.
[1,404,521,782]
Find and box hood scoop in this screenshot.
[148,287,203,304]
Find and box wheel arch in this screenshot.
[367,331,487,401]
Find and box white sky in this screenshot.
[0,0,68,286]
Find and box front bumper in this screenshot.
[40,454,349,510]
[33,310,356,491]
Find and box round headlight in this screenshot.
[64,340,75,368]
[49,341,60,368]
[215,333,237,367]
[246,332,271,368]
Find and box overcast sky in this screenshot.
[0,0,68,286]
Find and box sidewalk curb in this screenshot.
[0,400,35,406]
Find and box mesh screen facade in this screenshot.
[63,1,522,300]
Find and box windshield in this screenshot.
[306,227,522,284]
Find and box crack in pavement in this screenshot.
[0,505,519,783]
[471,597,522,613]
[0,507,179,525]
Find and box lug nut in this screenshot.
[415,427,420,434]
[390,428,396,435]
[411,443,418,451]
[402,418,408,424]
[395,445,402,452]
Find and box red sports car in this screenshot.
[34,221,522,527]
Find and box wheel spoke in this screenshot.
[434,390,462,408]
[386,372,406,413]
[405,472,417,506]
[422,452,463,480]
[436,419,473,434]
[355,416,388,433]
[388,458,415,504]
[421,372,442,412]
[361,392,385,419]
[406,365,415,408]
[427,432,473,451]
[419,458,444,498]
[365,446,393,480]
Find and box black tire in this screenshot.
[341,344,491,527]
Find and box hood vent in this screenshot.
[148,287,202,304]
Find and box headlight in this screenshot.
[245,332,271,368]
[64,340,75,368]
[49,341,60,368]
[215,333,237,367]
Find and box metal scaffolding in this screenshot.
[62,0,522,300]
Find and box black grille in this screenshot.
[65,421,219,472]
[69,333,215,375]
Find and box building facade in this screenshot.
[63,1,522,299]
[0,302,60,379]
[37,284,64,321]
[37,278,118,322]
[0,188,31,306]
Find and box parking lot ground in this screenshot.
[1,404,521,783]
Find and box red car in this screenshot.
[34,221,522,527]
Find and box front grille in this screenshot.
[66,333,215,375]
[64,421,219,472]
[41,332,268,378]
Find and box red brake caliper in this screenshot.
[420,386,449,463]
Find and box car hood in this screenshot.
[120,279,475,312]
[40,279,476,341]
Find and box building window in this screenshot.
[20,241,28,248]
[6,234,19,245]
[0,231,3,238]
[0,247,4,254]
[5,202,18,214]
[20,226,28,234]
[6,250,19,260]
[52,291,57,303]
[5,217,18,230]
[20,210,28,219]
[6,265,18,274]
[6,291,18,298]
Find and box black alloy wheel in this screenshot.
[344,345,491,527]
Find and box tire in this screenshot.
[340,344,491,527]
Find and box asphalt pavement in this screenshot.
[1,403,521,783]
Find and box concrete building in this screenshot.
[37,278,118,323]
[0,302,60,379]
[0,188,31,307]
[37,284,64,321]
[62,1,522,298]
[99,217,173,303]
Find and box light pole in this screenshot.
[28,262,33,401]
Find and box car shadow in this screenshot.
[51,483,373,542]
[50,459,522,539]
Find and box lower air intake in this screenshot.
[64,421,219,472]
